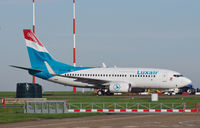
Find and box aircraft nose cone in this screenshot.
[185,78,192,85]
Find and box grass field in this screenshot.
[0,91,200,124]
[44,95,200,103]
[2,91,200,103]
[0,106,103,123]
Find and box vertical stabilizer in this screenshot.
[23,29,73,78]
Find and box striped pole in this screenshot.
[73,0,76,93]
[32,0,36,84]
[33,0,35,34]
[73,0,76,67]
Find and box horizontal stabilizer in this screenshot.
[10,65,43,72]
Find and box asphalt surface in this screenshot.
[1,114,200,128]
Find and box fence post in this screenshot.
[184,103,186,113]
[41,102,43,113]
[64,102,67,113]
[199,103,200,113]
[196,103,197,112]
[26,102,28,113]
[24,104,26,113]
[55,102,58,113]
[34,102,36,113]
[48,102,50,113]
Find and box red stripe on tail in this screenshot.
[23,29,43,47]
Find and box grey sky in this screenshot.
[0,0,200,91]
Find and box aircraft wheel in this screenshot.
[187,89,192,94]
[97,90,103,96]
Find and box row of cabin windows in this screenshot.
[65,74,156,78]
[66,74,127,77]
[130,75,156,78]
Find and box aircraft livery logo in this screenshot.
[137,71,158,75]
[113,84,120,91]
[27,33,37,42]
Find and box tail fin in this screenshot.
[23,29,73,78]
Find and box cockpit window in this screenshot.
[173,74,183,77]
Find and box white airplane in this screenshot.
[12,29,192,96]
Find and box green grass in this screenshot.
[44,95,200,103]
[0,92,16,97]
[43,91,94,96]
[0,106,102,123]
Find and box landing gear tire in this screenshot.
[187,89,195,95]
[97,90,104,96]
[187,89,192,94]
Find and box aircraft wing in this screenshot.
[52,74,110,85]
[45,61,109,86]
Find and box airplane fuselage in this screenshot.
[48,67,191,90]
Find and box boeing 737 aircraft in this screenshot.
[12,29,192,95]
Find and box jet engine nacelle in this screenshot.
[109,82,131,93]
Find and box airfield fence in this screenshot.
[23,101,200,113]
[24,101,67,113]
[67,102,199,113]
[67,102,187,109]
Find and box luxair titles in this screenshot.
[137,71,158,75]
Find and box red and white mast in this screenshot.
[73,0,76,93]
[33,0,35,34]
[73,0,76,67]
[32,0,36,84]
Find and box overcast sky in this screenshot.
[0,0,200,91]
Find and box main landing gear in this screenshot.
[96,89,114,96]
